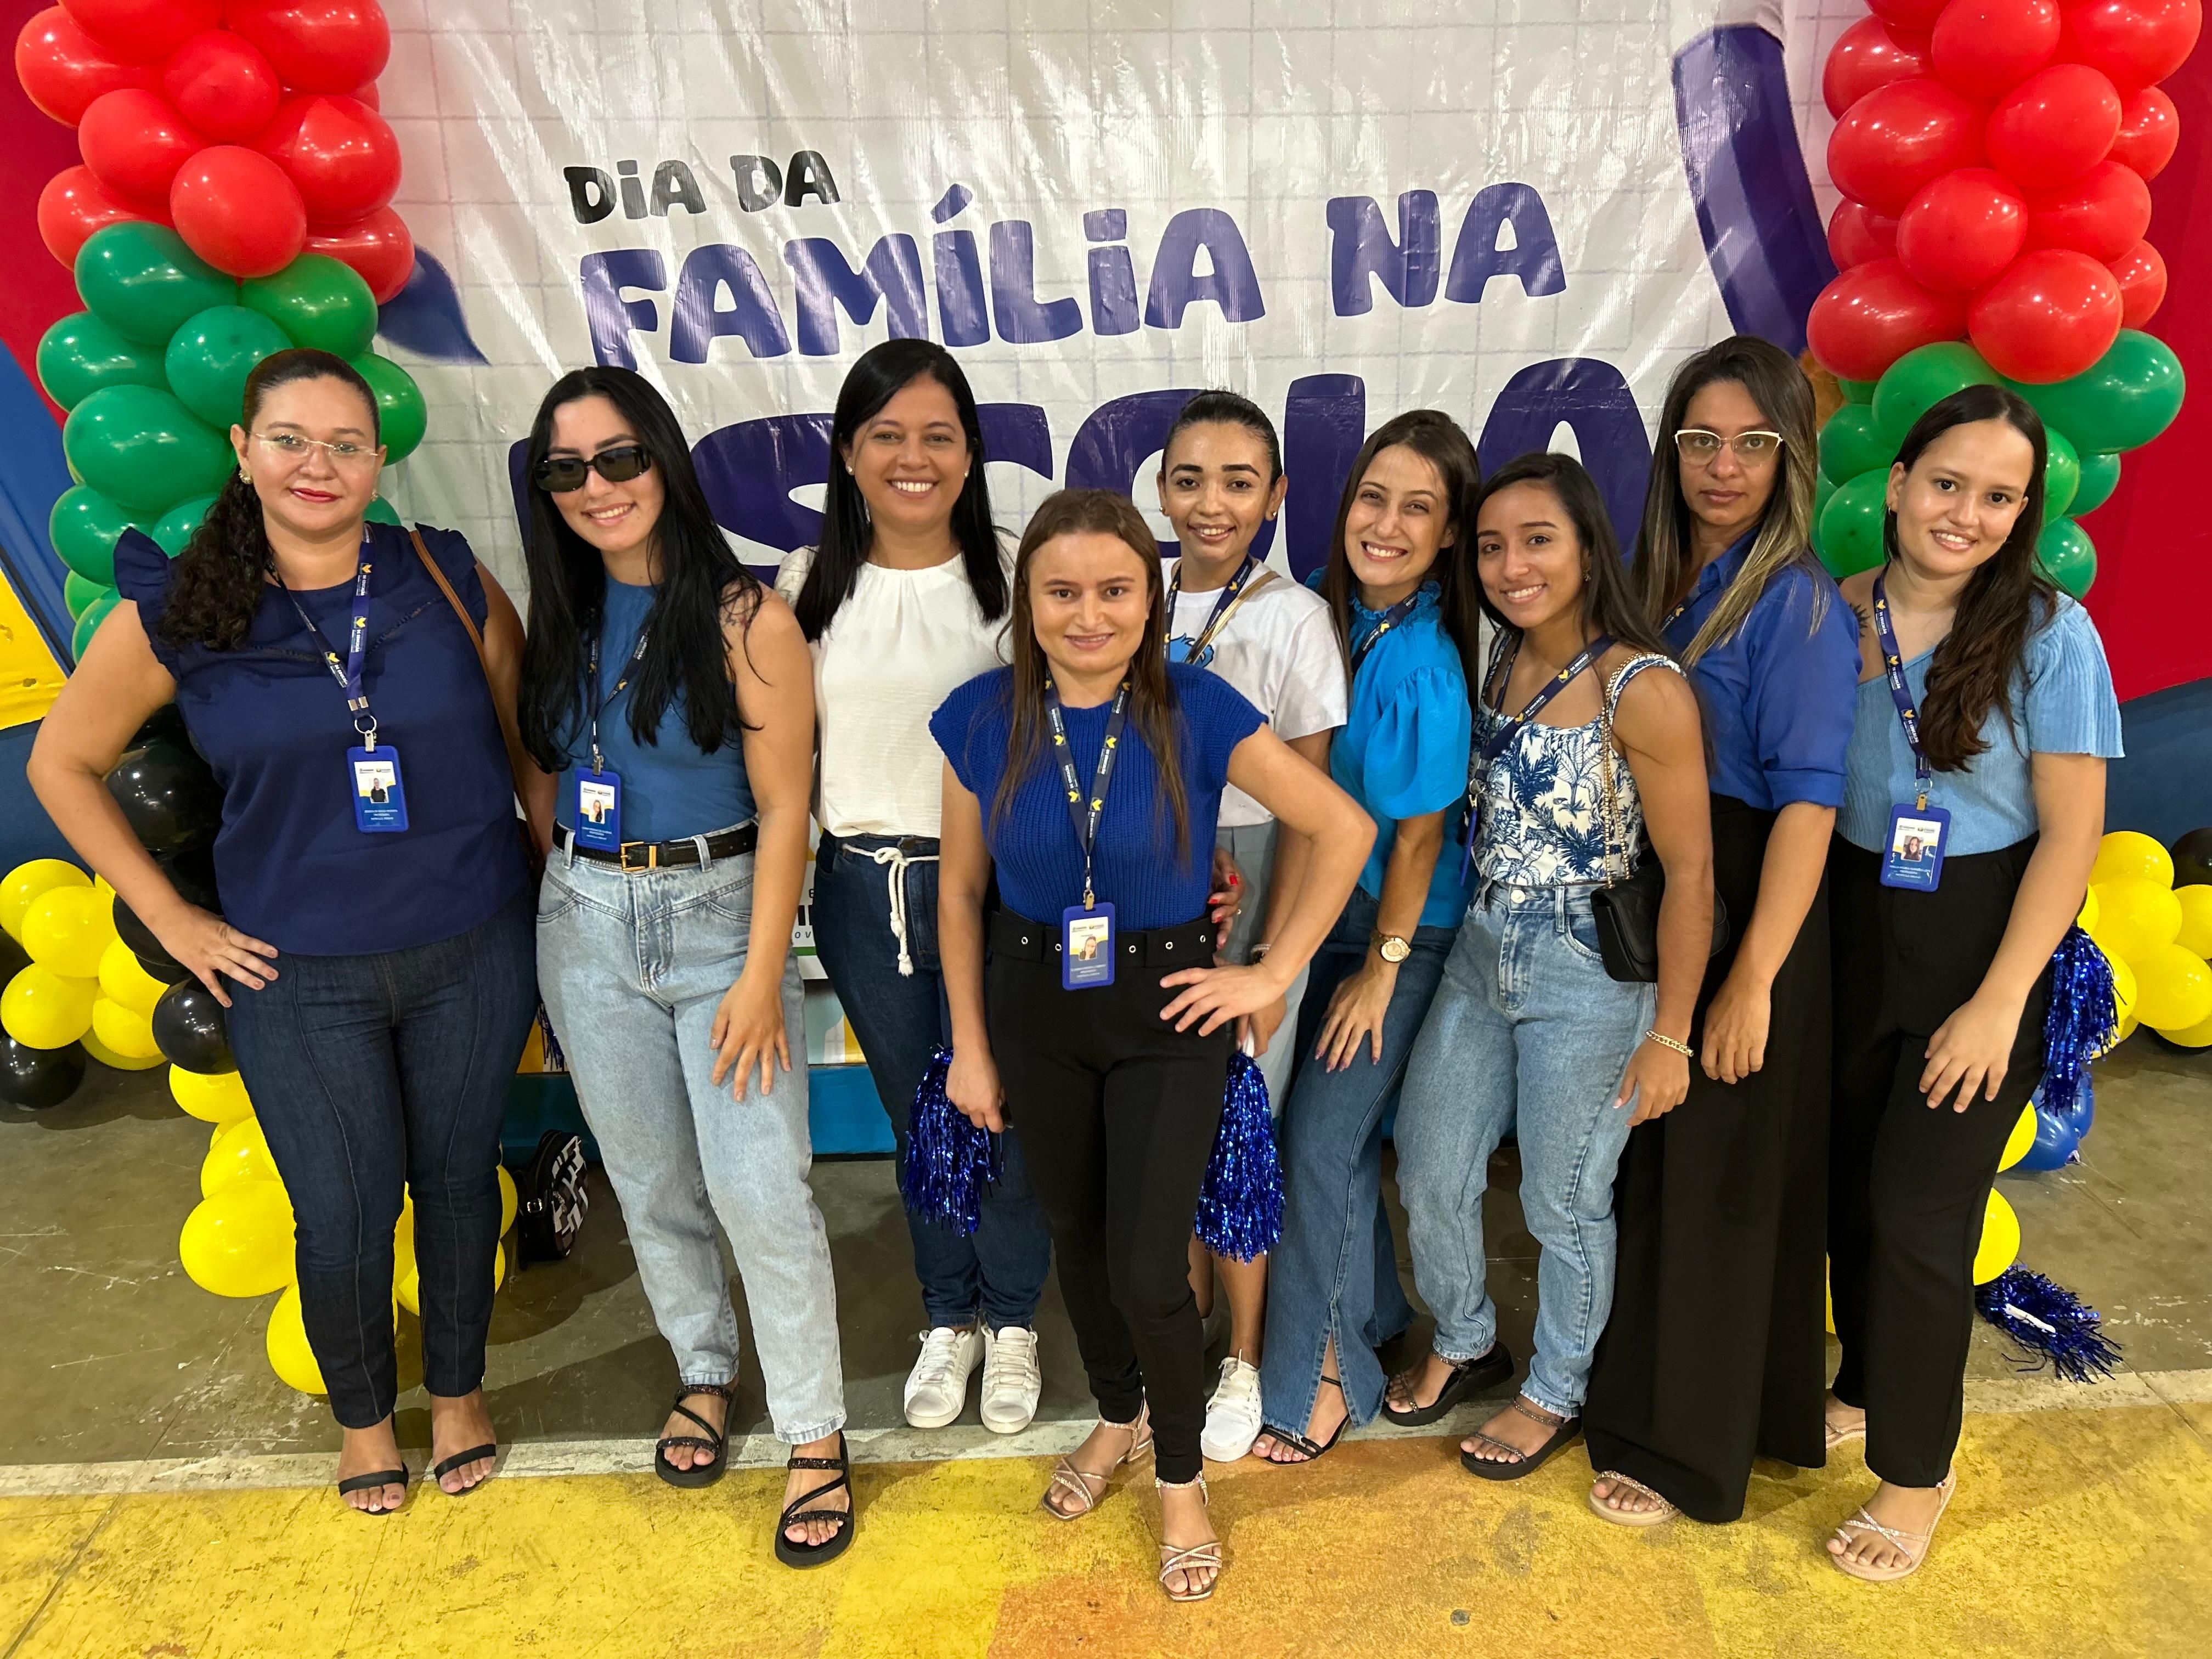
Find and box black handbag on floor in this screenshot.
[1593,658,1729,984]
[513,1131,590,1264]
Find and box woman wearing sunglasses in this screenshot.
[31,349,539,1515]
[518,366,853,1567]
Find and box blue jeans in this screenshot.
[811,834,1051,1330]
[537,839,845,1444]
[1396,883,1655,1417]
[226,887,537,1429]
[1259,887,1455,1431]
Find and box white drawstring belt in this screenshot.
[867,843,939,976]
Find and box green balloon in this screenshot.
[2041,428,2080,525]
[2039,517,2096,599]
[152,494,219,556]
[63,572,109,620]
[348,352,427,464]
[47,484,139,584]
[1814,472,1837,533]
[364,495,402,526]
[2072,449,2121,516]
[1818,469,1891,579]
[62,385,237,516]
[1874,342,1999,449]
[72,590,120,659]
[74,223,236,348]
[1838,377,1877,404]
[2007,331,2186,456]
[241,255,377,359]
[165,306,292,432]
[36,312,167,411]
[1820,405,1891,487]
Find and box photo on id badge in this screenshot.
[574,772,621,849]
[1882,804,1948,890]
[1063,905,1116,989]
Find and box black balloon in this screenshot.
[0,929,29,985]
[105,739,223,855]
[152,978,234,1074]
[132,703,193,751]
[0,1036,86,1110]
[157,845,222,912]
[112,897,188,978]
[2171,828,2212,890]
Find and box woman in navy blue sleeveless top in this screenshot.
[30,351,538,1515]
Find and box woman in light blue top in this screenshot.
[1823,385,2118,1583]
[1250,410,1483,1464]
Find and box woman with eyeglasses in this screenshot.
[518,366,853,1567]
[31,349,539,1515]
[1579,336,1860,1528]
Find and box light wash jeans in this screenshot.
[537,838,845,1445]
[1396,882,1654,1419]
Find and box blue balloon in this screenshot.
[2052,1071,2095,1139]
[2014,1106,2081,1173]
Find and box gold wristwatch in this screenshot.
[1369,929,1411,964]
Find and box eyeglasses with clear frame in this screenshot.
[251,431,382,467]
[1674,428,1784,465]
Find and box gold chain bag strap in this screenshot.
[1591,656,1727,983]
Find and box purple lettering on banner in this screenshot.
[1327,193,1441,317]
[691,413,834,568]
[579,248,667,369]
[934,228,990,346]
[1282,374,1366,582]
[1084,209,1139,337]
[669,244,792,363]
[1444,183,1566,303]
[976,403,1054,480]
[989,222,1082,344]
[785,235,928,355]
[1475,357,1651,547]
[1144,209,1265,329]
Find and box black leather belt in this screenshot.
[989,908,1215,967]
[552,820,758,871]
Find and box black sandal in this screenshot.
[774,1432,855,1569]
[432,1443,499,1494]
[336,1466,409,1515]
[1459,1398,1582,1481]
[1257,1373,1350,1464]
[1381,1340,1516,1427]
[655,1383,734,1489]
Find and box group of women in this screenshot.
[29,326,2120,1601]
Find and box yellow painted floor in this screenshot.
[6,1399,2209,1659]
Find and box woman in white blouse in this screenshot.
[775,341,1052,1435]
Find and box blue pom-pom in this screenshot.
[898,1046,999,1237]
[1195,1052,1283,1263]
[534,1006,567,1073]
[1975,1265,2122,1384]
[2041,924,2117,1116]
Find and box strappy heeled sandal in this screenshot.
[654,1382,734,1489]
[1041,1405,1153,1520]
[1829,1472,1955,1583]
[336,1465,410,1515]
[1381,1341,1515,1428]
[432,1443,499,1495]
[1459,1397,1581,1481]
[1155,1472,1223,1603]
[774,1432,856,1569]
[1256,1373,1349,1464]
[1588,1469,1678,1527]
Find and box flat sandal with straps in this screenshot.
[774,1432,856,1569]
[654,1381,733,1489]
[1155,1472,1223,1604]
[1830,1472,1955,1583]
[1459,1396,1582,1481]
[1255,1373,1349,1464]
[1041,1406,1153,1520]
[1589,1470,1678,1527]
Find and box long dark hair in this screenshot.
[158,349,380,652]
[1159,389,1282,481]
[516,365,758,769]
[990,488,1189,863]
[793,338,1006,641]
[1883,383,2055,771]
[1317,409,1485,682]
[1473,453,1675,659]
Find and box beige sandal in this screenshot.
[1829,1472,1955,1582]
[1824,1395,1867,1453]
[1155,1472,1223,1602]
[1041,1406,1152,1520]
[1588,1470,1678,1527]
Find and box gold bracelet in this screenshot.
[1643,1029,1694,1058]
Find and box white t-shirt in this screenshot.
[775,540,1013,838]
[1165,558,1348,828]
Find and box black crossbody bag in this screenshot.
[1592,657,1729,983]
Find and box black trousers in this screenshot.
[988,911,1230,1483]
[1829,834,2047,1488]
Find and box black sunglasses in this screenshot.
[534,445,652,493]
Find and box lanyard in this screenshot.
[584,622,651,775]
[1167,554,1261,658]
[1348,592,1422,676]
[279,541,379,744]
[1043,678,1130,911]
[1871,571,1933,809]
[1475,633,1617,768]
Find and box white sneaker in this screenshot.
[1201,1356,1265,1462]
[903,1326,983,1429]
[979,1325,1043,1435]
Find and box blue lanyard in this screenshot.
[1043,678,1130,911]
[1871,571,1933,809]
[1348,592,1421,676]
[1167,555,1260,659]
[279,540,379,743]
[584,622,650,775]
[1475,633,1617,768]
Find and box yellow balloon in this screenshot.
[200,1116,276,1197]
[96,938,166,1018]
[1972,1188,2021,1285]
[2109,952,2138,1025]
[93,875,115,901]
[0,860,89,941]
[171,1064,252,1124]
[90,995,162,1061]
[498,1165,517,1236]
[1997,1104,2037,1172]
[2092,876,2183,963]
[2136,943,2212,1032]
[2,965,97,1049]
[395,1234,504,1315]
[178,1179,294,1298]
[2116,1013,2140,1043]
[266,1284,326,1395]
[2175,887,2212,960]
[2154,1004,2212,1048]
[493,1240,507,1293]
[20,887,111,980]
[2076,886,2100,934]
[2090,830,2174,890]
[81,1029,163,1070]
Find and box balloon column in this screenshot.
[2080,828,2212,1047]
[16,1,425,659]
[1809,0,2198,594]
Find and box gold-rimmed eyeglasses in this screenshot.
[251,431,382,467]
[1674,428,1784,464]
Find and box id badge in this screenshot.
[347,745,408,833]
[1881,802,1951,891]
[1061,902,1116,990]
[573,768,622,852]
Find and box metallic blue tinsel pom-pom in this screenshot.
[1195,1052,1283,1263]
[1976,1265,2122,1384]
[898,1046,999,1237]
[2041,924,2118,1117]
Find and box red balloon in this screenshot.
[1808,259,1971,383]
[14,5,146,125]
[170,146,307,279]
[226,2,391,94]
[2109,239,2169,327]
[2025,161,2154,261]
[352,82,378,110]
[253,93,402,228]
[2112,86,2181,179]
[58,0,221,65]
[1932,0,2060,100]
[161,31,281,144]
[1829,201,1901,268]
[1823,16,1933,117]
[1897,169,2029,292]
[2057,0,2203,95]
[77,87,205,210]
[307,208,415,304]
[1968,249,2124,381]
[1985,64,2123,188]
[1828,78,1987,218]
[1868,0,1950,29]
[35,164,140,266]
